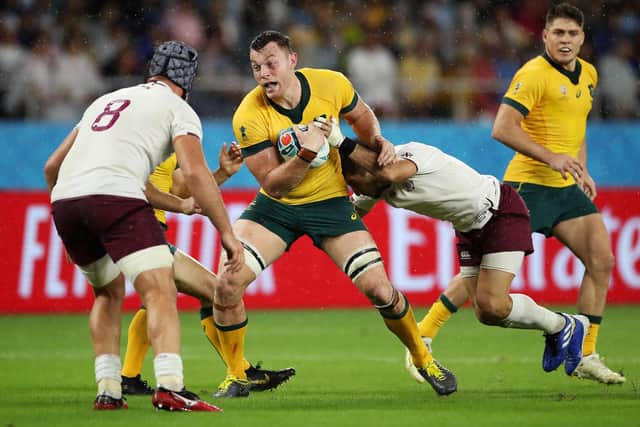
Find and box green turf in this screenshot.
[0,306,638,427]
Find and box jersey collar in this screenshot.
[542,52,582,85]
[267,71,310,123]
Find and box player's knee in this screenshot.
[94,277,126,304]
[474,295,509,325]
[214,274,245,305]
[148,283,178,305]
[585,250,615,277]
[374,287,407,318]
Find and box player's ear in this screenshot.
[289,51,298,68]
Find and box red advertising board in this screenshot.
[0,189,639,314]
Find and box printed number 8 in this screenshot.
[91,99,131,131]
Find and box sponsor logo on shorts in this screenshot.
[460,251,471,260]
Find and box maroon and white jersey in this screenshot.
[351,142,501,232]
[51,81,202,202]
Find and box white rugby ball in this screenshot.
[277,125,330,168]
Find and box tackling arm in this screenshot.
[348,143,417,183]
[342,99,395,166]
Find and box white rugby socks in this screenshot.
[502,293,566,333]
[154,353,184,392]
[95,354,122,398]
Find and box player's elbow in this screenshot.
[43,159,58,188]
[490,124,506,142]
[262,184,285,199]
[491,113,519,143]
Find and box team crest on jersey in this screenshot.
[560,85,567,96]
[513,82,523,93]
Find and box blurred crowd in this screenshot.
[0,0,638,121]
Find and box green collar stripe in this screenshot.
[542,52,581,85]
[267,71,310,123]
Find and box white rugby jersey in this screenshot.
[51,81,202,202]
[351,142,501,232]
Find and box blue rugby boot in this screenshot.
[542,313,574,372]
[565,315,589,375]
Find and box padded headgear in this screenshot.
[148,40,198,99]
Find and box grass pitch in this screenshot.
[1,306,638,427]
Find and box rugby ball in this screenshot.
[277,125,330,168]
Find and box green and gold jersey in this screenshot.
[502,53,597,187]
[232,68,359,205]
[148,153,177,225]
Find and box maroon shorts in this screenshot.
[51,195,167,266]
[456,183,533,267]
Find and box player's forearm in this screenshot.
[145,182,184,213]
[184,166,234,235]
[261,159,310,199]
[492,122,555,165]
[348,143,381,174]
[347,103,382,150]
[212,168,231,186]
[578,140,587,166]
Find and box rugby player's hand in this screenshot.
[219,142,243,178]
[295,124,327,152]
[220,232,245,274]
[374,135,397,166]
[180,196,202,215]
[313,116,344,147]
[548,152,584,182]
[581,173,597,200]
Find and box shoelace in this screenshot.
[217,376,236,391]
[217,376,249,390]
[426,361,446,381]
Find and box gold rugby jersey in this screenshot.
[233,68,359,205]
[502,53,597,187]
[148,153,177,225]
